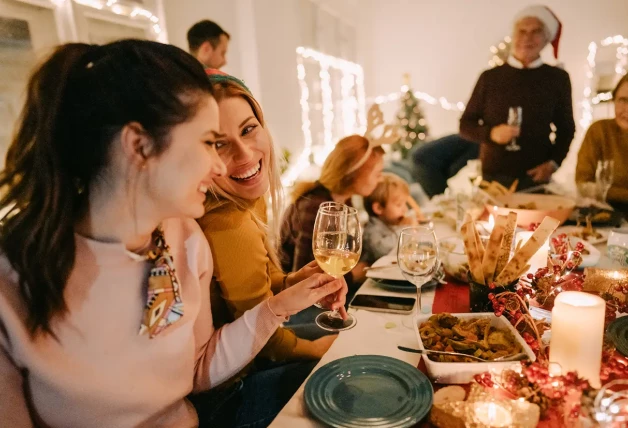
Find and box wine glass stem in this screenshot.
[414,276,430,317]
[415,285,422,318]
[327,275,342,319]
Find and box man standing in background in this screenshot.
[460,5,575,190]
[187,20,230,69]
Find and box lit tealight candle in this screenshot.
[473,401,513,427]
[549,291,605,387]
[488,213,495,232]
[516,231,549,274]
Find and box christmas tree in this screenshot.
[394,73,428,158]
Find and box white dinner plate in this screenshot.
[554,225,610,245]
[365,255,406,281]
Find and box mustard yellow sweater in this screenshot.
[576,119,628,203]
[198,198,308,362]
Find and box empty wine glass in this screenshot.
[312,202,361,331]
[596,160,615,204]
[397,226,439,317]
[506,106,522,152]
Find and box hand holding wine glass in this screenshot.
[505,106,522,152]
[312,202,361,331]
[397,227,439,317]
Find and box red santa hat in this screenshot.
[514,5,562,58]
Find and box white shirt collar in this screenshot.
[507,55,544,69]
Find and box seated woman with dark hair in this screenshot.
[0,41,345,428]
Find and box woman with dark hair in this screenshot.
[576,74,628,215]
[0,40,345,427]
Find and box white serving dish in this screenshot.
[366,254,406,281]
[488,193,576,228]
[414,313,536,384]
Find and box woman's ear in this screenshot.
[120,122,155,168]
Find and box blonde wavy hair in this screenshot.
[204,79,283,266]
[292,134,385,201]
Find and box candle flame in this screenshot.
[488,214,495,231]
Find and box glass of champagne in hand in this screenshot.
[506,106,522,152]
[312,202,361,331]
[397,226,439,317]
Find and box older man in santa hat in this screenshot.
[460,5,576,190]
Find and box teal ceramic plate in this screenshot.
[304,355,433,428]
[372,278,415,292]
[607,316,628,357]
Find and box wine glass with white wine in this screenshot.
[397,227,439,317]
[312,202,361,331]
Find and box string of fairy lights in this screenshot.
[282,47,366,186]
[49,0,163,38]
[288,34,626,185]
[580,35,628,129]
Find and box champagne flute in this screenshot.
[506,106,522,152]
[595,160,615,204]
[312,202,361,331]
[397,227,439,317]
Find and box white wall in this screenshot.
[251,0,304,158]
[355,0,628,184]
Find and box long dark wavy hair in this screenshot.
[0,39,213,336]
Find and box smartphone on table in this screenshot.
[349,294,416,314]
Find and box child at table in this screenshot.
[362,173,418,265]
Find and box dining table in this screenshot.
[269,216,626,427]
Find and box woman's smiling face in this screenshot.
[212,96,271,200]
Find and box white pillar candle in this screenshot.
[549,291,605,387]
[515,231,549,274]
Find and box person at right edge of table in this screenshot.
[576,74,628,217]
[460,5,576,191]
